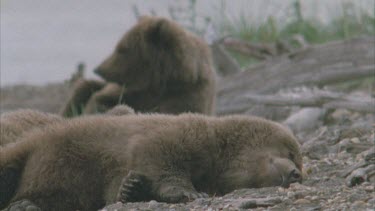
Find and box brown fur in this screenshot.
[0,107,135,208]
[60,16,216,117]
[60,79,106,117]
[104,105,135,116]
[0,109,63,146]
[83,83,125,114]
[0,114,302,210]
[1,106,134,146]
[0,109,63,207]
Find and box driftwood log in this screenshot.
[218,90,375,114]
[215,36,375,116]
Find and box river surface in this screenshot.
[1,0,373,86]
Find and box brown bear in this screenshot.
[1,106,134,146]
[0,109,63,207]
[104,104,135,116]
[60,79,107,117]
[60,16,216,117]
[0,109,63,146]
[0,106,135,207]
[0,114,302,210]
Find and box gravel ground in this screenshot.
[1,83,374,210]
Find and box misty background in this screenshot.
[1,0,373,86]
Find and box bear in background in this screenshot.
[61,16,216,117]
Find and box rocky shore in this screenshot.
[1,83,373,210]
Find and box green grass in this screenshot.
[217,0,375,45]
[170,0,374,79]
[210,0,375,69]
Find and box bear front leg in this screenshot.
[60,79,106,117]
[5,199,41,211]
[83,83,125,115]
[116,170,152,203]
[154,175,208,203]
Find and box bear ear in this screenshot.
[146,19,174,48]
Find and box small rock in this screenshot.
[283,198,293,205]
[294,198,311,204]
[284,108,326,133]
[148,200,159,209]
[287,191,295,199]
[223,204,231,208]
[329,109,351,122]
[368,198,375,206]
[278,187,286,192]
[350,137,360,143]
[363,148,375,163]
[346,164,375,187]
[289,183,310,190]
[302,140,329,159]
[348,193,364,202]
[350,200,367,210]
[239,197,282,209]
[311,196,318,200]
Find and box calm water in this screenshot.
[1,0,373,86]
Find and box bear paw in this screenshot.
[116,170,152,203]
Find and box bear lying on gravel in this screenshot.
[0,113,302,210]
[60,16,216,117]
[0,106,135,207]
[0,105,134,146]
[0,109,63,146]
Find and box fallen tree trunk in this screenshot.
[217,91,375,114]
[220,37,276,59]
[220,37,294,59]
[217,36,375,115]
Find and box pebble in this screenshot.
[368,198,375,206]
[330,109,351,120]
[278,187,286,192]
[148,200,159,209]
[294,198,311,204]
[350,137,360,143]
[350,200,367,210]
[311,196,318,200]
[364,185,374,192]
[287,191,295,199]
[223,204,231,208]
[334,196,341,201]
[283,198,293,205]
[289,183,308,190]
